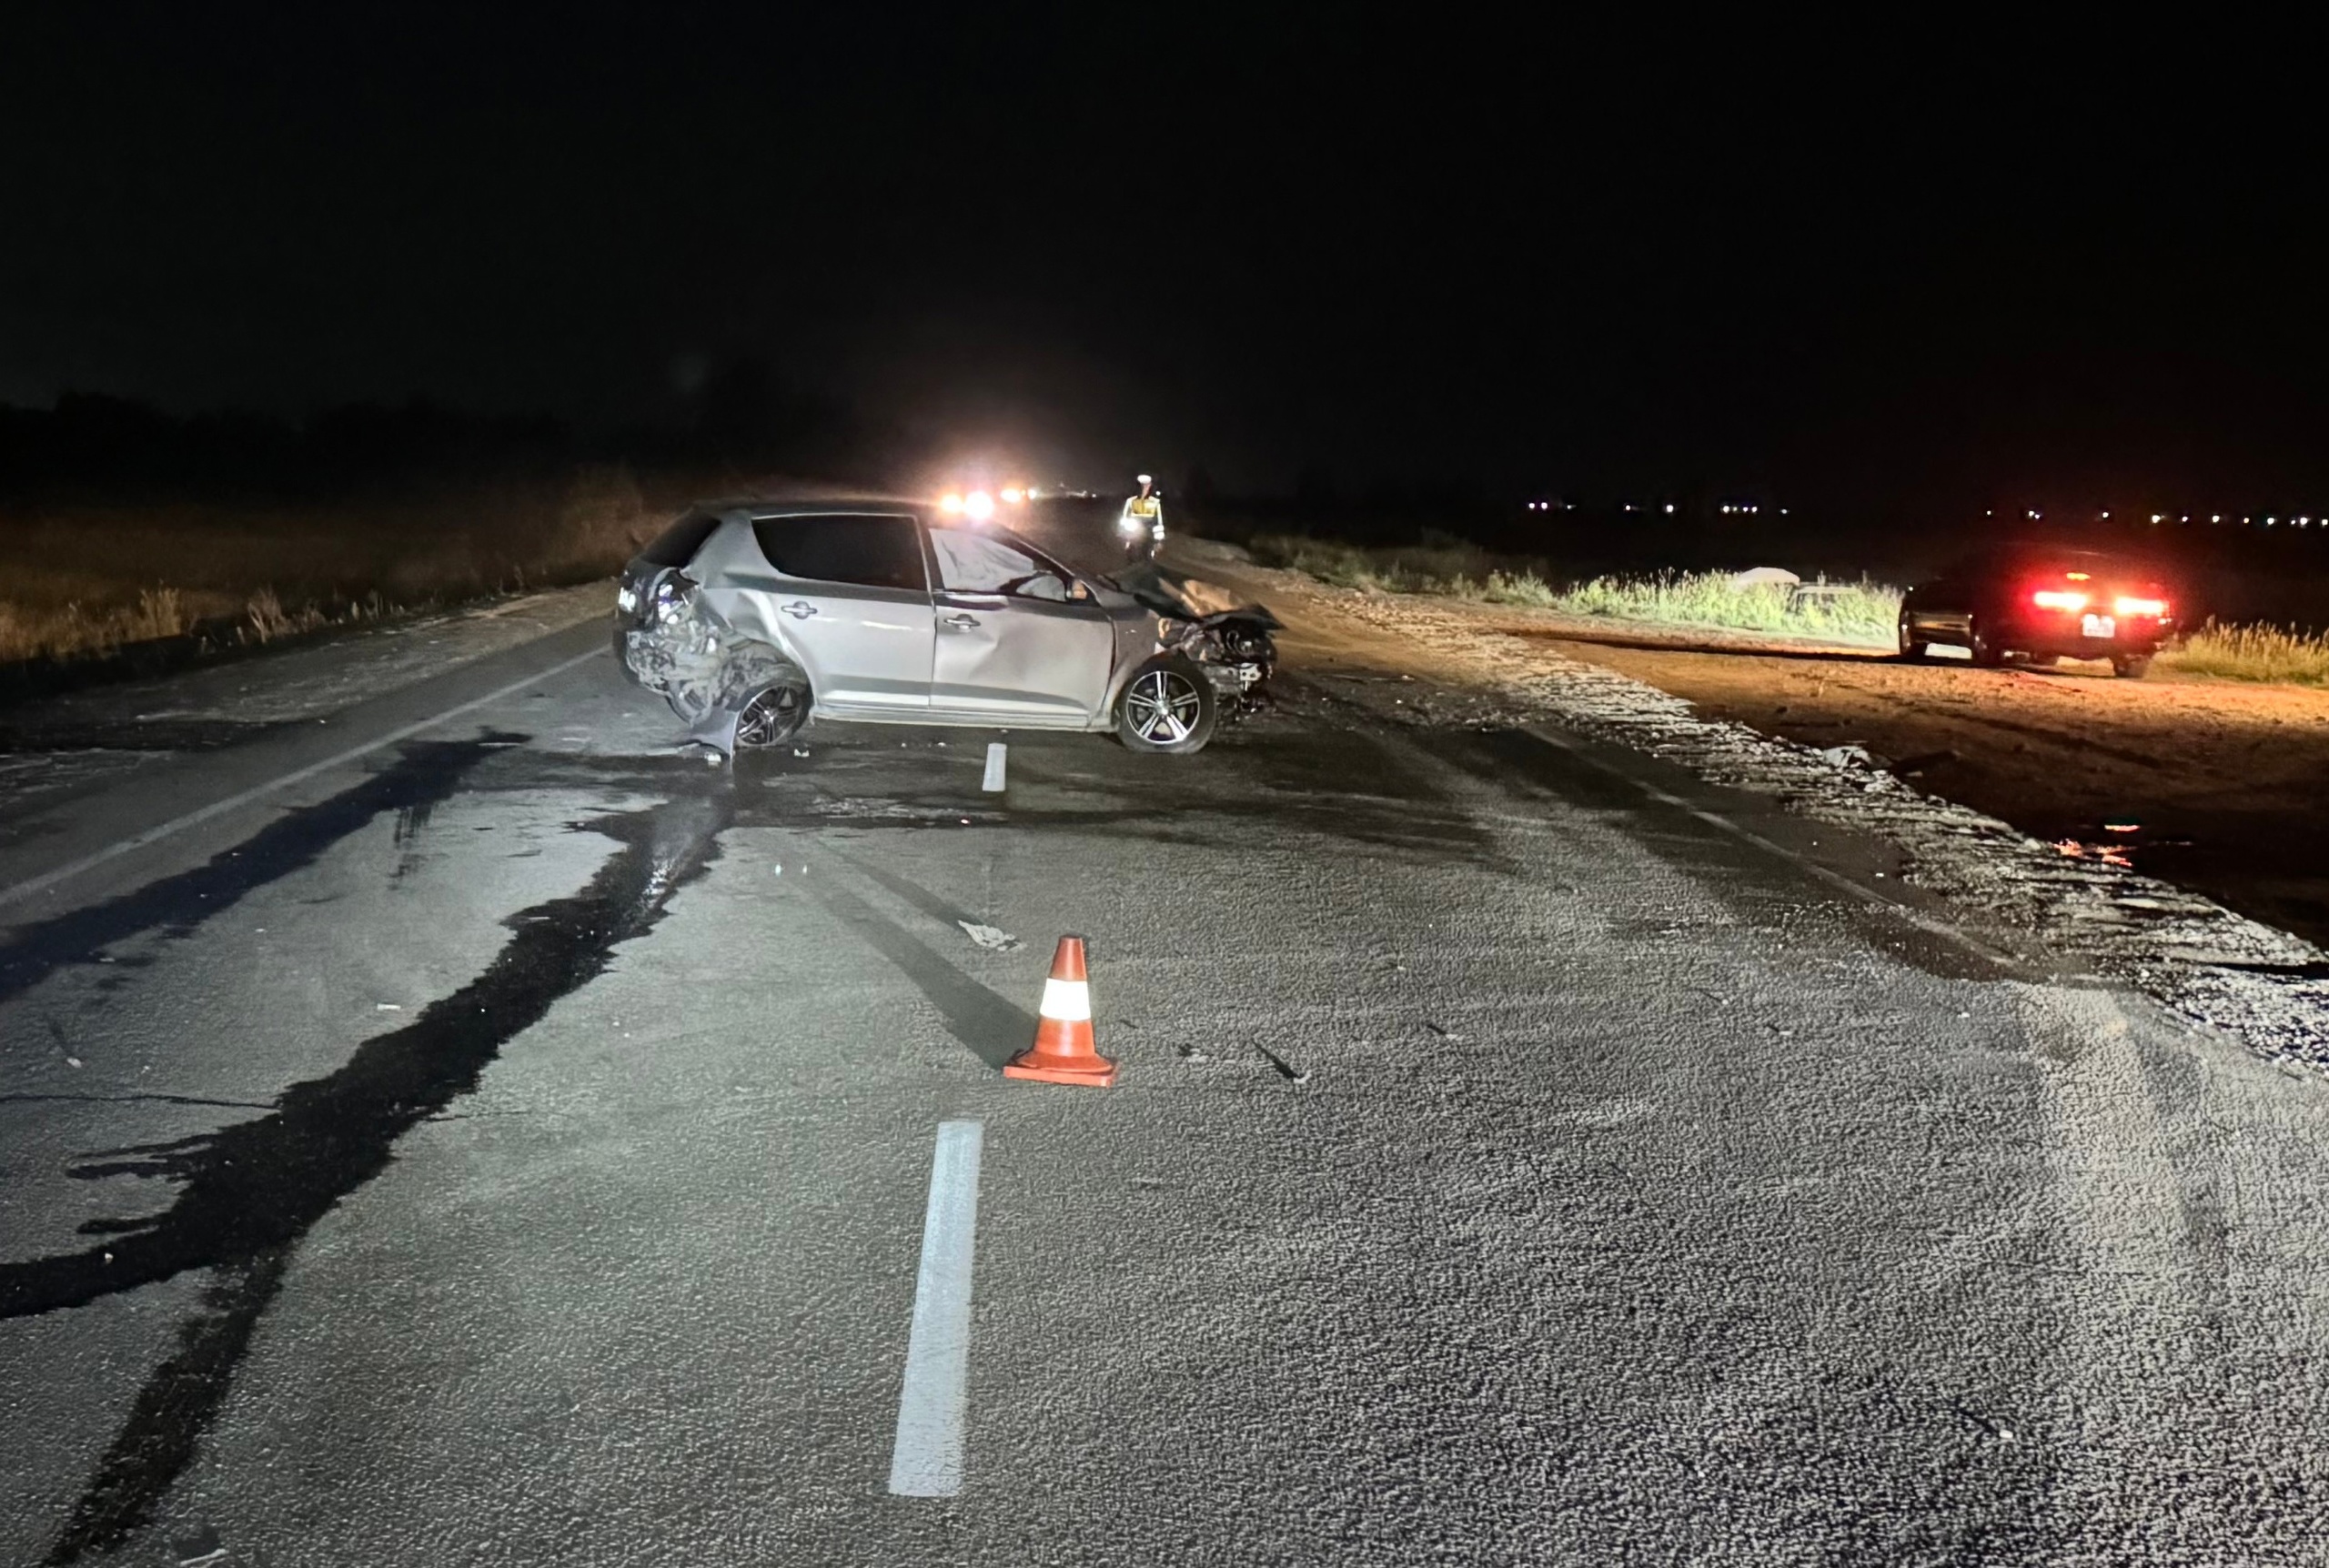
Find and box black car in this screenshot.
[1899,545,2177,678]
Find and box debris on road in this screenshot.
[983,742,1007,792]
[956,921,1021,952]
[171,1525,229,1567]
[1255,1044,1309,1082]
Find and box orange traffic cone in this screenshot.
[1003,936,1117,1087]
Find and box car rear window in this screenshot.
[751,514,928,592]
[638,511,721,568]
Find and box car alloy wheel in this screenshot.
[734,684,806,748]
[1124,668,1204,744]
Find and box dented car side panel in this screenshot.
[929,593,1117,723]
[615,502,1279,750]
[690,519,934,714]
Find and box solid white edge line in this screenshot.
[888,1118,985,1498]
[0,644,608,910]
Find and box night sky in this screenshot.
[4,10,2320,516]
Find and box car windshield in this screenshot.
[927,524,1077,600]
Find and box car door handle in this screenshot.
[782,601,818,619]
[941,613,980,629]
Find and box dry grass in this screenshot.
[1250,533,1901,643]
[1552,570,1900,643]
[0,465,656,666]
[2169,619,2329,685]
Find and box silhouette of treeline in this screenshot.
[0,377,898,503]
[0,394,572,500]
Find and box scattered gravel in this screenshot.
[1236,561,2329,1075]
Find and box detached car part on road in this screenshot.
[613,499,1278,755]
[1899,544,2176,678]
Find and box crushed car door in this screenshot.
[731,513,933,711]
[925,524,1114,722]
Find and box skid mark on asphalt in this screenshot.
[1439,726,2021,981]
[2,789,731,1563]
[836,851,989,932]
[0,736,512,1004]
[811,876,1033,1070]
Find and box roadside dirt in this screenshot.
[1175,541,2329,952]
[1505,628,2329,949]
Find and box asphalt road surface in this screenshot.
[4,610,2328,1565]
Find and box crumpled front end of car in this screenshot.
[1156,608,1280,714]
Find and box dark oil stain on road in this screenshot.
[6,781,734,1563]
[38,1248,289,1566]
[0,736,513,1005]
[10,709,1523,1559]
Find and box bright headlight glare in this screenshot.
[965,490,995,520]
[940,493,964,513]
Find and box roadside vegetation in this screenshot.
[2168,620,2329,686]
[1247,533,1901,644]
[0,466,652,667]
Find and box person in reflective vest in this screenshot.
[1119,473,1164,559]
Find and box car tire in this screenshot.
[1115,654,1217,755]
[2112,653,2153,679]
[734,680,810,748]
[1896,612,1928,662]
[1969,618,2003,668]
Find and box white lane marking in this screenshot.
[0,645,608,910]
[1520,723,2017,967]
[888,1118,985,1498]
[982,741,1007,792]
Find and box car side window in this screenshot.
[928,528,1072,602]
[751,515,927,592]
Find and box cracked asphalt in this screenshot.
[3,611,2327,1565]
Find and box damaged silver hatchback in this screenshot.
[613,498,1277,756]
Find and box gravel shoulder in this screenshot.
[1173,538,2329,1074]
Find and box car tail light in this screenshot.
[2032,589,2089,611]
[2112,595,2167,618]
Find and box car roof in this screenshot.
[698,495,926,517]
